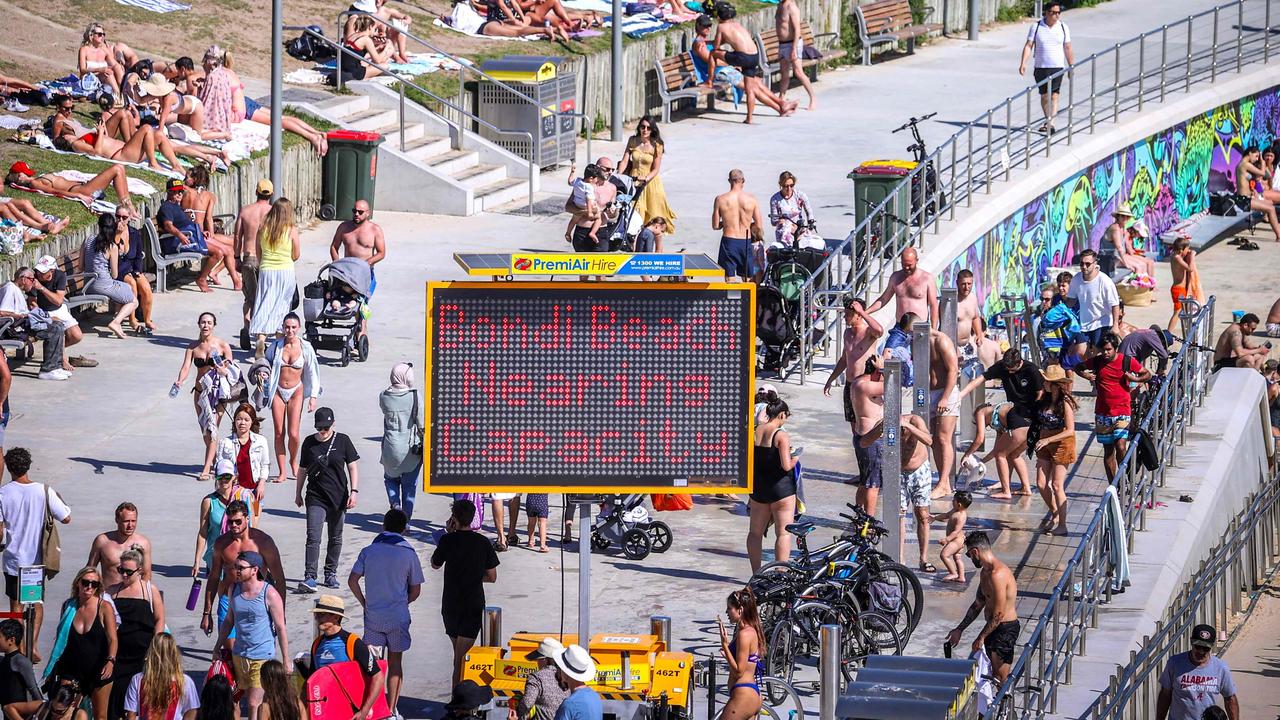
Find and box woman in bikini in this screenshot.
[959,402,1034,500]
[182,165,240,289]
[78,23,122,97]
[173,312,238,482]
[340,15,397,80]
[199,46,329,156]
[446,0,558,40]
[95,92,138,143]
[263,313,321,484]
[717,588,765,720]
[4,160,136,216]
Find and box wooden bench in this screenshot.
[59,248,110,313]
[145,217,206,292]
[853,0,941,66]
[653,53,733,124]
[754,21,847,86]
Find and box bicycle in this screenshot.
[692,658,805,720]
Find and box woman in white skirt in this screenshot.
[250,197,300,356]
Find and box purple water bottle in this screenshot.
[186,577,203,611]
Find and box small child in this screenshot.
[0,618,42,714]
[564,162,605,244]
[934,490,973,583]
[326,280,359,314]
[634,216,668,253]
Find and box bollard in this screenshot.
[651,616,672,652]
[968,0,979,40]
[882,360,904,564]
[819,624,841,720]
[482,607,502,647]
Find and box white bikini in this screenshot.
[277,353,305,402]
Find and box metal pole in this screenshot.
[270,0,283,195]
[651,616,672,651]
[610,0,623,140]
[940,288,959,342]
[968,0,979,40]
[882,360,904,564]
[912,320,932,427]
[819,625,841,720]
[482,606,502,646]
[578,502,592,642]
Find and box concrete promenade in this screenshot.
[3,0,1259,717]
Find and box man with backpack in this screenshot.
[299,595,386,720]
[1018,0,1074,134]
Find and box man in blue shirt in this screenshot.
[552,645,601,720]
[1157,624,1239,720]
[303,595,386,720]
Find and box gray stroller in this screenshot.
[302,257,371,366]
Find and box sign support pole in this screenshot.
[911,320,932,427]
[578,502,592,644]
[881,360,903,564]
[940,287,962,481]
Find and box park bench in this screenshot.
[853,0,941,66]
[60,248,110,313]
[653,52,732,123]
[145,217,206,292]
[754,21,846,86]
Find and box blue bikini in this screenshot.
[727,638,764,695]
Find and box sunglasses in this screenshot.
[234,564,253,572]
[120,568,138,577]
[782,183,795,188]
[352,208,367,215]
[91,30,106,36]
[1080,261,1095,268]
[80,580,100,589]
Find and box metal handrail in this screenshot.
[286,25,539,215]
[793,0,1275,382]
[989,297,1217,720]
[337,10,592,164]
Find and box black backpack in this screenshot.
[285,26,336,62]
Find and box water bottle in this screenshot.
[169,383,180,398]
[185,577,202,611]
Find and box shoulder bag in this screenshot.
[40,484,62,578]
[408,389,424,457]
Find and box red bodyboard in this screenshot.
[305,660,391,720]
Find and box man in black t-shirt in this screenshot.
[29,254,94,370]
[431,498,499,688]
[295,407,360,594]
[959,347,1045,421]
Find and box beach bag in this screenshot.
[40,484,62,577]
[650,494,693,511]
[285,26,335,62]
[1135,430,1159,471]
[1208,191,1240,217]
[206,649,243,701]
[408,390,424,456]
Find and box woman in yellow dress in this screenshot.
[619,117,678,234]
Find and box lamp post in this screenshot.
[270,0,283,197]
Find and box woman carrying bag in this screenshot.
[379,362,423,523]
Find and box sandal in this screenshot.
[919,562,938,573]
[1228,237,1246,245]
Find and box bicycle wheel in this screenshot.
[758,676,805,720]
[766,617,798,696]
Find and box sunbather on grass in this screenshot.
[5,160,137,218]
[0,197,69,235]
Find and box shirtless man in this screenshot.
[235,180,275,340]
[868,248,939,328]
[200,500,287,636]
[946,531,1021,684]
[824,297,884,477]
[860,413,935,571]
[1168,237,1199,334]
[1236,146,1280,242]
[849,357,886,513]
[712,2,795,123]
[1212,313,1268,372]
[5,161,135,217]
[774,0,815,109]
[929,329,959,499]
[86,502,153,586]
[328,199,387,281]
[712,169,764,282]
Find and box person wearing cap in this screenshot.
[1121,219,1158,279]
[214,549,290,720]
[156,178,229,294]
[431,498,500,688]
[514,638,570,720]
[1077,332,1151,481]
[1156,624,1238,720]
[6,160,135,218]
[29,253,103,372]
[349,508,422,717]
[234,180,275,342]
[295,406,359,594]
[191,458,254,576]
[550,645,600,720]
[0,266,71,380]
[1119,324,1175,376]
[299,595,384,720]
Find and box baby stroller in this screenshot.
[605,174,648,251]
[589,494,673,560]
[756,244,818,374]
[302,257,371,367]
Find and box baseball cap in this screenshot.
[314,407,335,429]
[215,459,235,477]
[33,255,57,274]
[166,178,185,193]
[1190,624,1216,648]
[527,637,565,661]
[8,161,35,178]
[237,550,265,568]
[256,179,274,196]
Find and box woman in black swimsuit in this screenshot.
[340,15,394,81]
[746,397,797,573]
[51,567,118,720]
[105,549,164,720]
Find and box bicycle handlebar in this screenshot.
[892,112,938,133]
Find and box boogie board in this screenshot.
[305,659,391,720]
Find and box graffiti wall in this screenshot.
[941,85,1280,317]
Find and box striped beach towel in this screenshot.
[114,0,190,12]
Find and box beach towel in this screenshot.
[565,0,612,11]
[1103,485,1130,592]
[971,650,996,715]
[5,182,117,215]
[605,12,671,37]
[113,0,190,12]
[53,170,157,197]
[434,12,534,39]
[0,115,30,130]
[284,68,331,85]
[316,52,471,77]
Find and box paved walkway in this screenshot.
[3,0,1256,717]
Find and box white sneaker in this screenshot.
[4,98,29,113]
[38,369,70,381]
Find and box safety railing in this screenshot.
[1083,473,1279,720]
[285,26,540,215]
[795,0,1276,381]
[989,297,1217,720]
[337,11,592,167]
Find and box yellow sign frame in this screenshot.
[422,281,756,494]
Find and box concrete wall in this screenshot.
[922,73,1280,318]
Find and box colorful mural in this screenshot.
[940,85,1280,317]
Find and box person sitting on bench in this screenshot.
[156,178,227,293]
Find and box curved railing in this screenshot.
[795,0,1276,381]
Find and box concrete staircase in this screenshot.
[287,82,537,216]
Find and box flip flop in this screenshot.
[1228,237,1246,245]
[919,562,938,573]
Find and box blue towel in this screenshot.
[113,0,190,12]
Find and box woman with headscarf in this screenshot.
[380,362,422,521]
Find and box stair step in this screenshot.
[373,122,425,145]
[472,177,530,213]
[453,163,507,189]
[343,108,398,131]
[401,135,452,162]
[313,94,369,117]
[425,149,480,175]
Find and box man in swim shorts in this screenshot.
[712,1,795,122]
[712,169,764,282]
[946,531,1020,685]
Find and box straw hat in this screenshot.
[1042,364,1068,383]
[139,74,176,98]
[1112,203,1134,218]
